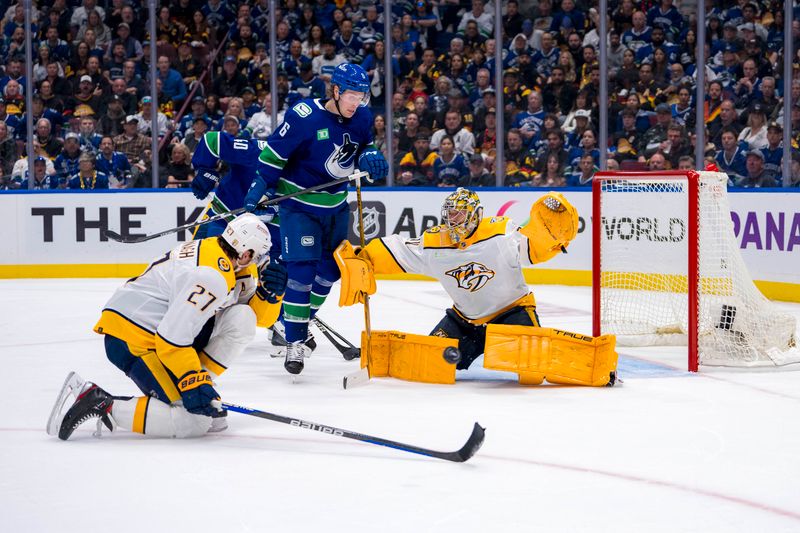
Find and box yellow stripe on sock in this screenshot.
[132,397,150,434]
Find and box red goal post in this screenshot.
[591,170,798,372]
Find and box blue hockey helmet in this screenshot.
[331,63,370,107]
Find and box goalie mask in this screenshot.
[222,213,271,269]
[441,188,483,243]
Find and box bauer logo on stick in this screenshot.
[445,262,495,292]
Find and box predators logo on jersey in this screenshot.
[445,262,495,292]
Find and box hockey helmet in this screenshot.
[441,188,483,243]
[222,213,271,268]
[331,63,370,107]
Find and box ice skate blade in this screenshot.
[46,371,86,436]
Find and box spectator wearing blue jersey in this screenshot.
[291,62,327,99]
[69,153,109,190]
[156,56,187,107]
[715,127,748,182]
[567,153,597,187]
[78,116,103,154]
[433,136,469,187]
[96,136,133,188]
[25,156,59,190]
[177,96,211,140]
[621,11,652,55]
[512,91,546,148]
[550,0,584,34]
[760,121,784,182]
[54,133,82,186]
[646,0,684,41]
[335,20,363,63]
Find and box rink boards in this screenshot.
[0,188,797,301]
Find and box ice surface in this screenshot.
[2,279,800,532]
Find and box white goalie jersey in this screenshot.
[365,217,536,322]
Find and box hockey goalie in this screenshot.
[335,188,618,387]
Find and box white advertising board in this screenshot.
[0,189,797,298]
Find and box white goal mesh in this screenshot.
[594,171,799,369]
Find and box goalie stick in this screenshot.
[222,402,485,462]
[104,173,368,244]
[312,317,360,360]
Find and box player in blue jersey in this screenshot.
[244,63,389,375]
[190,128,289,348]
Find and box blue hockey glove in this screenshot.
[244,175,270,213]
[257,260,288,303]
[191,169,220,200]
[357,149,388,183]
[177,371,221,417]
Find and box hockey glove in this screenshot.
[257,260,288,303]
[244,175,273,213]
[191,168,220,200]
[177,370,221,417]
[357,148,388,183]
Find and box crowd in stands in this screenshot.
[1,0,799,190]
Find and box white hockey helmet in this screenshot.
[222,213,271,268]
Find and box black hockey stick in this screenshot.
[312,317,360,360]
[223,402,485,462]
[104,174,366,244]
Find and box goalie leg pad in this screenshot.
[334,240,376,307]
[483,325,618,386]
[361,330,458,384]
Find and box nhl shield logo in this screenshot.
[349,201,385,242]
[445,262,495,292]
[354,205,382,240]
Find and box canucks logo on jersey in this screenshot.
[446,262,496,292]
[325,132,360,178]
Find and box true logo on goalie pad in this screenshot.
[445,262,495,292]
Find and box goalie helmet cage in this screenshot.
[591,170,798,372]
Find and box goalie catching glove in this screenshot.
[333,240,376,306]
[520,192,579,263]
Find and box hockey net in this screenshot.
[592,170,798,371]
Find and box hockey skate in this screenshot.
[269,320,316,357]
[284,341,309,375]
[208,410,228,433]
[48,372,115,440]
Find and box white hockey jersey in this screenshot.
[363,217,537,322]
[94,238,279,378]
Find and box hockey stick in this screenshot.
[312,317,360,360]
[222,402,485,462]
[104,174,362,243]
[343,172,373,389]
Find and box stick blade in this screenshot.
[342,367,370,389]
[451,422,486,462]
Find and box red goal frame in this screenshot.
[591,171,701,372]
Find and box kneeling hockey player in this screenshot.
[336,188,616,386]
[47,214,288,440]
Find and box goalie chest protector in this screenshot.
[378,217,533,321]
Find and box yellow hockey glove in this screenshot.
[520,192,579,263]
[333,240,376,307]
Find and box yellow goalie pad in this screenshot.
[361,330,458,384]
[483,325,617,386]
[520,192,579,264]
[333,240,376,307]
